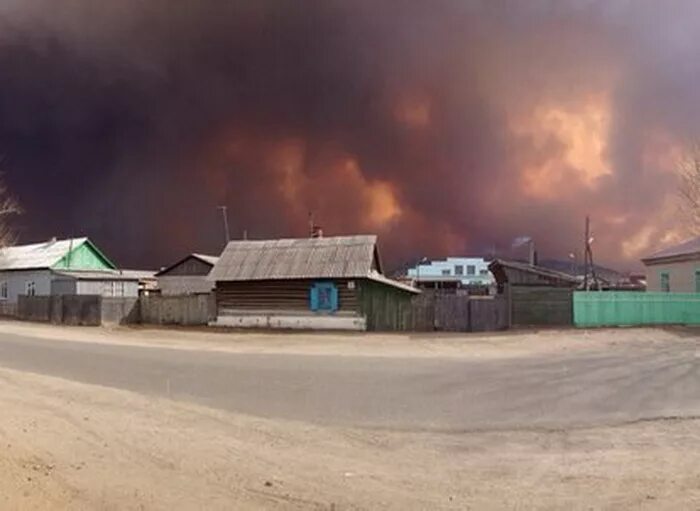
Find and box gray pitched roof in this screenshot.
[0,237,88,271]
[488,259,580,285]
[209,235,381,281]
[192,254,220,266]
[155,253,220,276]
[642,236,700,263]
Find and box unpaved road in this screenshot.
[1,321,700,509]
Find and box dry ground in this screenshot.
[1,322,700,510]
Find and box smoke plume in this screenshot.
[0,0,698,270]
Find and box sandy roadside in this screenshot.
[2,366,700,510]
[0,319,692,360]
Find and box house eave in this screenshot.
[641,252,700,266]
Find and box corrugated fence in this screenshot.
[574,291,700,327]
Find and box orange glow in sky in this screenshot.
[515,95,612,199]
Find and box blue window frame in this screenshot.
[309,282,338,312]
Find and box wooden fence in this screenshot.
[139,294,215,326]
[18,295,102,326]
[410,293,509,332]
[510,286,573,326]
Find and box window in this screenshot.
[479,269,488,276]
[454,265,464,275]
[441,269,451,276]
[695,270,700,293]
[467,265,476,275]
[0,282,7,300]
[310,282,338,312]
[660,272,670,293]
[25,281,36,296]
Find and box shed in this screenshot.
[209,235,419,331]
[155,253,219,295]
[51,270,140,298]
[488,259,579,327]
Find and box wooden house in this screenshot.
[208,235,419,331]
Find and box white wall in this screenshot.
[0,271,141,303]
[77,280,139,298]
[645,260,700,293]
[0,270,54,304]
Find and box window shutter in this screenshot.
[330,285,339,312]
[309,284,319,311]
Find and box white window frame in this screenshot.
[25,281,36,297]
[0,282,7,300]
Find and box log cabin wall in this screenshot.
[215,278,359,313]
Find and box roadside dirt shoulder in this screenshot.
[2,367,700,509]
[0,319,691,360]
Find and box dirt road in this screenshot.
[1,322,700,509]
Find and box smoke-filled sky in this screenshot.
[0,0,698,270]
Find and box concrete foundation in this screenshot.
[212,312,367,331]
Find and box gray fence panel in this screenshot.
[140,294,213,326]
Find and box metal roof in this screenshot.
[192,254,220,266]
[117,270,157,280]
[155,253,220,277]
[367,271,421,294]
[209,235,381,281]
[642,236,700,263]
[0,237,89,271]
[52,270,141,281]
[488,259,580,285]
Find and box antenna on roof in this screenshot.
[308,211,323,238]
[217,206,230,245]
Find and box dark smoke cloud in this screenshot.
[0,0,698,270]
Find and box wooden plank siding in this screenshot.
[215,278,359,313]
[510,285,573,326]
[357,279,414,331]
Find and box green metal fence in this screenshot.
[573,292,700,327]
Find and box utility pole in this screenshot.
[584,216,589,291]
[568,251,576,276]
[415,256,428,288]
[217,206,230,244]
[583,215,598,291]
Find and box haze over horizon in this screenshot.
[0,0,697,271]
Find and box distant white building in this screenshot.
[406,257,494,289]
